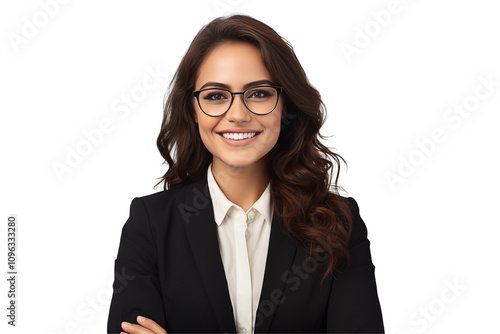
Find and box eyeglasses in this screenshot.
[193,85,283,117]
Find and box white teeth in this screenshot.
[221,132,258,140]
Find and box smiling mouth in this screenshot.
[219,132,261,140]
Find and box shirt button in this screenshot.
[248,210,255,220]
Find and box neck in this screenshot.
[211,157,270,212]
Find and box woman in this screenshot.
[107,14,384,334]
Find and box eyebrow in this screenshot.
[198,80,275,91]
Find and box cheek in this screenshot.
[197,116,218,141]
[270,119,281,136]
[269,112,284,136]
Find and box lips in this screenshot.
[217,131,262,146]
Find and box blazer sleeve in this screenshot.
[326,197,384,333]
[107,197,166,334]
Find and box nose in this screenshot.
[225,93,251,122]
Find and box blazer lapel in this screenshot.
[254,212,298,333]
[176,172,237,333]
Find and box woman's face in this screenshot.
[193,42,284,172]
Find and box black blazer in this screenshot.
[107,171,384,333]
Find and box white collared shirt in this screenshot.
[207,163,273,334]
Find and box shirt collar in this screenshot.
[207,162,273,227]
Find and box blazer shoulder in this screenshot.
[135,186,180,207]
[133,174,208,214]
[118,178,205,249]
[345,196,368,239]
[343,196,377,269]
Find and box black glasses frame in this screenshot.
[192,85,283,117]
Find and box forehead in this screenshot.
[195,42,272,90]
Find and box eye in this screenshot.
[203,91,228,101]
[247,89,272,99]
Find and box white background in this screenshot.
[1,0,499,333]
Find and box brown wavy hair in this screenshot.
[155,14,353,282]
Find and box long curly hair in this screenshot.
[155,14,353,282]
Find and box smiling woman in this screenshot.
[107,14,384,334]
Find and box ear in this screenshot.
[194,112,198,123]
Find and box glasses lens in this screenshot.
[244,86,279,114]
[198,89,232,116]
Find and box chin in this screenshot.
[216,154,263,169]
[221,159,256,169]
